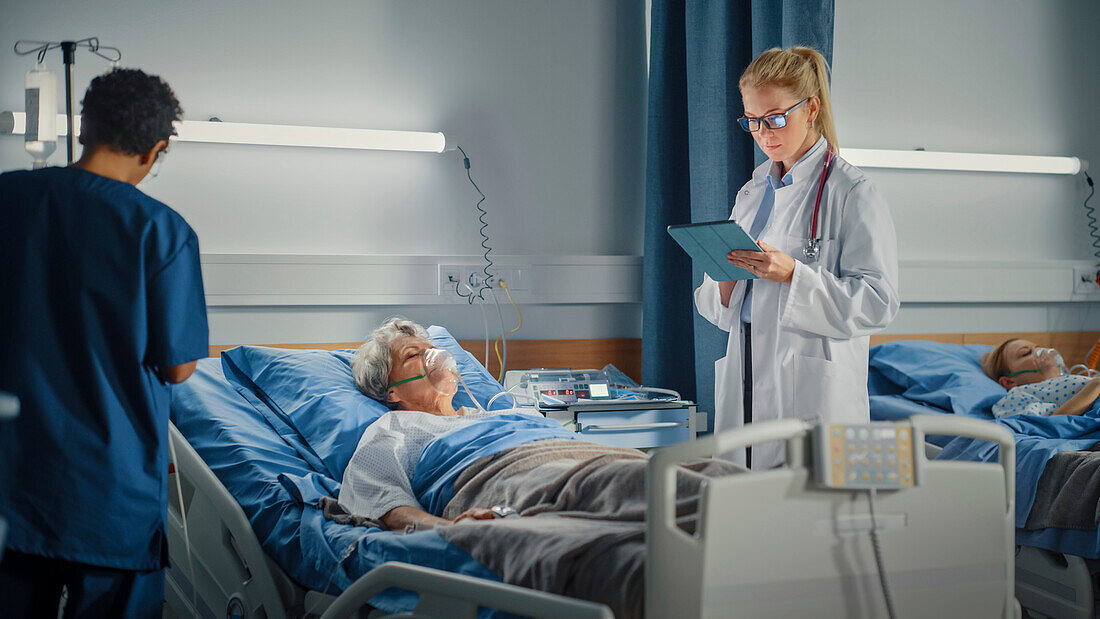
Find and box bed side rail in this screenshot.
[319,561,614,619]
[167,422,289,619]
[907,414,1015,517]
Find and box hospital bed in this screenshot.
[869,339,1100,619]
[165,326,1019,618]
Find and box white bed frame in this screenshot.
[647,415,1021,618]
[921,442,1100,619]
[168,415,1021,618]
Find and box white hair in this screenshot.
[351,317,429,404]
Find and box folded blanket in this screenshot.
[436,439,743,619]
[1025,445,1100,531]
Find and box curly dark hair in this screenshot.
[79,68,183,155]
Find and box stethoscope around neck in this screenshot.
[803,145,836,263]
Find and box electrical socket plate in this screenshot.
[1073,266,1100,295]
[439,264,530,298]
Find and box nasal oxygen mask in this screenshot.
[1034,347,1069,375]
[1008,347,1069,378]
[387,348,485,411]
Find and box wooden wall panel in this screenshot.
[207,332,1100,380]
[869,333,965,346]
[1050,332,1100,367]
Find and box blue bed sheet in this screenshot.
[868,340,1100,558]
[169,358,501,615]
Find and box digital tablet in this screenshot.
[667,220,764,281]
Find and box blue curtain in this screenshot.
[642,0,834,432]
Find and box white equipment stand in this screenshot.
[647,414,1022,618]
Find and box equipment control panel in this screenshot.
[813,423,917,489]
[531,380,611,405]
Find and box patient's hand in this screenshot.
[381,505,451,530]
[1052,377,1100,416]
[454,508,496,523]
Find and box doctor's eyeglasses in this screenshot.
[738,98,809,132]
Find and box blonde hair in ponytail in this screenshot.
[739,46,838,150]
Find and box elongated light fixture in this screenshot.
[0,112,451,153]
[839,147,1086,175]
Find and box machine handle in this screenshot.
[646,418,810,548]
[585,421,685,431]
[907,414,1015,515]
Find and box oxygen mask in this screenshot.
[388,348,459,396]
[386,347,486,412]
[1033,347,1069,376]
[1006,347,1068,379]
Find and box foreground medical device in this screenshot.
[813,423,916,489]
[648,415,1018,618]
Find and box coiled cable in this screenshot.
[1083,172,1097,261]
[456,146,493,304]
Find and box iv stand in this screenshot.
[14,38,122,164]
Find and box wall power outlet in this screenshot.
[439,265,530,299]
[1073,266,1100,295]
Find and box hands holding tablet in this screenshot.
[728,241,795,284]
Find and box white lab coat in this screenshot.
[695,137,899,469]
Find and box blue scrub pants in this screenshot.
[0,550,163,618]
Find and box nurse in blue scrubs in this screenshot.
[0,68,209,617]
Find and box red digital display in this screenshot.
[564,389,575,396]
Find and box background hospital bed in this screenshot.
[868,336,1100,619]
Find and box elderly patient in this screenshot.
[336,318,739,617]
[338,317,727,529]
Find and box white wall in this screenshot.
[0,0,647,344]
[832,0,1100,334]
[3,0,1097,347]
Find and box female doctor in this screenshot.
[695,47,899,470]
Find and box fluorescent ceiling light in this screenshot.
[840,147,1086,175]
[0,111,450,153]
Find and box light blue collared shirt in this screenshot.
[740,141,823,324]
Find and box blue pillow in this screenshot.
[221,325,506,479]
[868,341,1005,417]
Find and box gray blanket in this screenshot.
[1025,445,1100,531]
[435,439,743,619]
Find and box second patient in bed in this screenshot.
[982,338,1100,418]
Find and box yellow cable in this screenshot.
[494,280,523,381]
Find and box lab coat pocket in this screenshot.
[784,354,864,424]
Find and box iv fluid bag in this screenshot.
[25,67,58,169]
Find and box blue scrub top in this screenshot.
[0,166,209,570]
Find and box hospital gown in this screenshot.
[992,374,1094,418]
[340,408,532,519]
